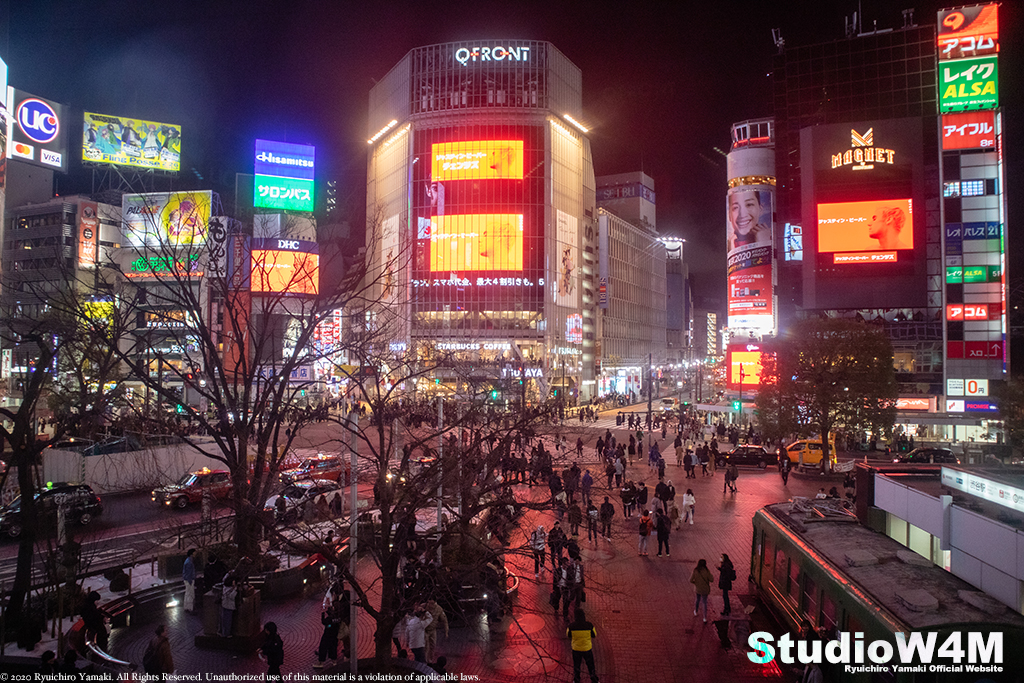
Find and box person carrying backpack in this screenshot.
[637,510,654,556]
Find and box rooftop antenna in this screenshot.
[771,28,785,54]
[902,8,915,28]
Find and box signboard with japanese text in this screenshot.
[726,185,774,333]
[940,56,998,113]
[254,139,315,212]
[250,238,319,295]
[122,191,212,247]
[817,199,914,255]
[430,140,523,182]
[77,201,99,269]
[938,4,999,61]
[942,111,996,150]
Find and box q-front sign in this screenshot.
[455,45,531,66]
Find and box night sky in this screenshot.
[3,0,1022,308]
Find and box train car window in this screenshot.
[774,548,788,585]
[763,537,773,574]
[803,576,818,627]
[821,593,838,634]
[788,561,801,603]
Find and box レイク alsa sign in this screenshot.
[455,45,531,65]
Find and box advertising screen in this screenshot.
[122,191,212,247]
[429,213,523,272]
[250,238,319,295]
[726,346,766,389]
[938,4,999,60]
[555,210,578,307]
[430,140,523,182]
[82,112,181,172]
[77,201,99,269]
[254,139,315,212]
[940,56,998,113]
[7,87,67,172]
[817,199,913,257]
[941,111,996,150]
[726,186,774,333]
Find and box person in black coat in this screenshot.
[80,591,108,651]
[718,554,737,615]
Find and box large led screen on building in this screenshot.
[250,238,319,295]
[7,87,67,172]
[429,214,523,272]
[122,191,212,247]
[254,139,315,212]
[817,199,914,261]
[726,186,774,333]
[411,124,544,312]
[82,112,181,172]
[430,140,523,181]
[938,4,999,61]
[726,345,767,390]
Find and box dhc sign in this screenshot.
[455,45,531,66]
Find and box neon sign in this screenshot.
[455,45,531,66]
[830,128,895,170]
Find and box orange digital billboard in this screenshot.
[429,214,523,272]
[251,249,320,295]
[817,199,913,254]
[727,349,764,388]
[430,140,523,181]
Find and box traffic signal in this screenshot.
[732,400,741,411]
[490,389,499,400]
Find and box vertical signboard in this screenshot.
[938,4,999,61]
[254,139,315,212]
[77,201,99,269]
[726,185,774,332]
[6,87,67,172]
[939,56,998,113]
[554,209,578,307]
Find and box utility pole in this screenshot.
[437,397,443,564]
[738,364,746,426]
[647,353,653,447]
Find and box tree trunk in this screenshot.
[7,446,40,625]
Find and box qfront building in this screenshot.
[366,41,599,404]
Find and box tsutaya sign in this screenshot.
[455,45,531,65]
[830,128,896,170]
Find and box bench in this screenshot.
[102,582,182,629]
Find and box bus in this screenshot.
[751,500,1024,681]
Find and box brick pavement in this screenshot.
[107,419,829,681]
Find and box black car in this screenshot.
[0,483,104,539]
[717,445,777,469]
[893,447,960,464]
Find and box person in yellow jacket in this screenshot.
[566,608,599,683]
[690,558,714,623]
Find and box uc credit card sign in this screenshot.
[254,139,315,212]
[7,87,67,172]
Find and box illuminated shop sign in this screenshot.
[122,191,212,247]
[435,341,512,351]
[783,224,802,261]
[250,238,319,295]
[254,139,315,212]
[431,140,523,181]
[829,128,895,170]
[947,378,988,397]
[501,366,543,378]
[942,111,996,150]
[941,467,1024,516]
[429,214,523,272]
[128,254,202,278]
[938,4,999,61]
[412,275,542,288]
[7,88,67,172]
[817,199,913,254]
[566,314,583,344]
[895,397,934,411]
[145,310,195,328]
[946,304,990,321]
[454,45,531,66]
[940,56,998,113]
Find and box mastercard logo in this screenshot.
[11,142,34,159]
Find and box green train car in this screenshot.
[751,501,1024,682]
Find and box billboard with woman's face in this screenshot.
[726,186,775,334]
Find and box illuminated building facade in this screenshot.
[366,41,597,403]
[770,4,1007,441]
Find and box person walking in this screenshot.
[681,488,696,526]
[586,501,599,543]
[567,609,600,683]
[780,454,790,485]
[637,509,653,556]
[599,496,615,541]
[259,622,285,680]
[220,577,238,638]
[568,501,583,537]
[613,457,624,488]
[548,522,566,569]
[619,480,635,518]
[690,559,714,623]
[576,437,584,458]
[405,605,434,663]
[314,601,341,668]
[654,508,671,557]
[182,549,196,613]
[581,470,593,505]
[530,525,548,578]
[728,463,739,492]
[143,624,174,674]
[718,553,737,615]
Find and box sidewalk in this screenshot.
[101,430,823,680]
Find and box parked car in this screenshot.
[892,447,960,464]
[264,479,343,521]
[46,437,95,452]
[152,468,232,509]
[717,445,776,469]
[280,454,350,485]
[0,483,104,539]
